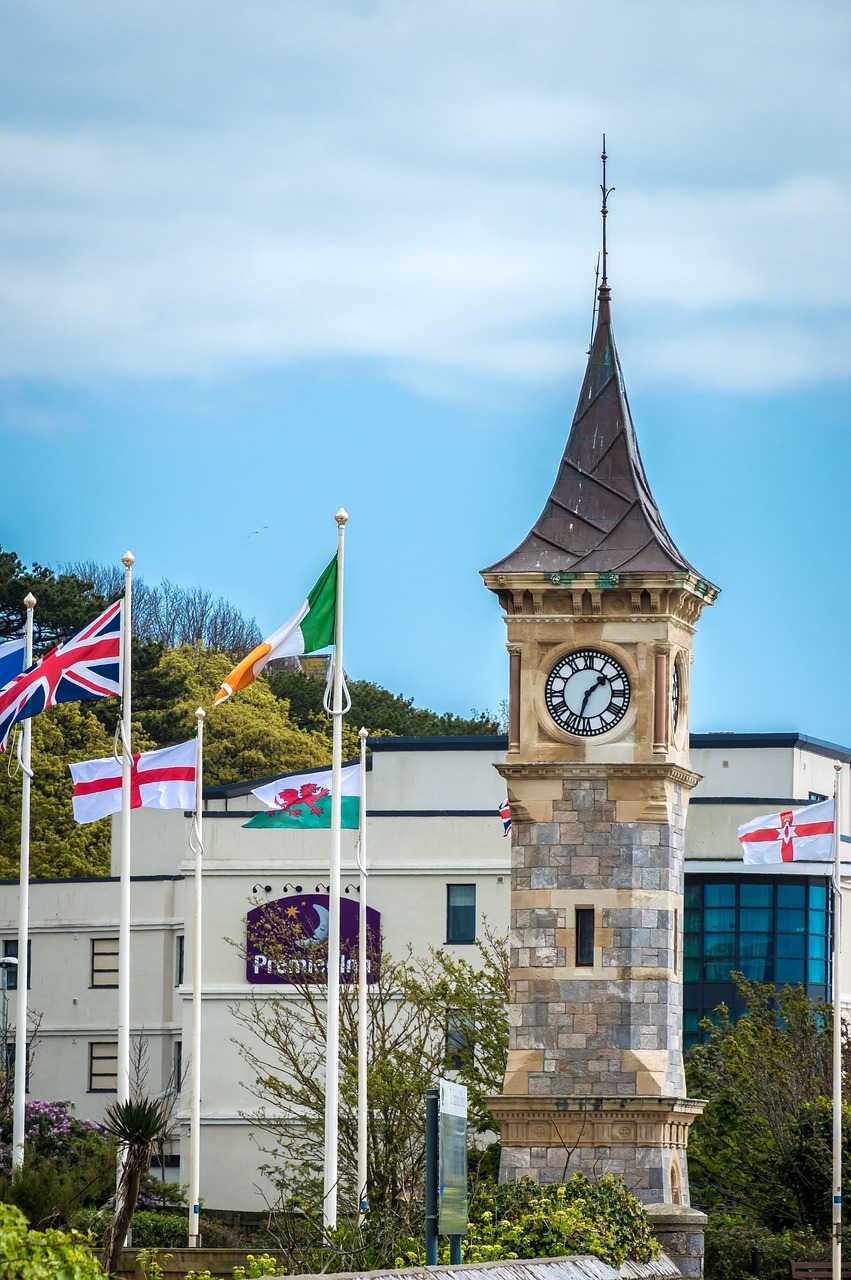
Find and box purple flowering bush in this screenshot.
[0,1098,114,1228]
[0,1098,107,1179]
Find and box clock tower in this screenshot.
[481,180,718,1214]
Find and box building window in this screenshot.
[445,1011,474,1071]
[91,938,119,988]
[3,1043,30,1092]
[683,874,831,1051]
[88,1042,118,1092]
[575,908,595,966]
[2,940,31,991]
[446,885,476,944]
[173,1040,183,1092]
[175,936,185,987]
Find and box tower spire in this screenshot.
[600,134,614,291]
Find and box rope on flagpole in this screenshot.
[323,653,351,717]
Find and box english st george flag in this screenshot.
[738,798,835,863]
[0,600,122,750]
[70,739,196,824]
[214,558,336,706]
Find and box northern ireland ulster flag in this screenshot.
[738,799,835,864]
[70,739,195,824]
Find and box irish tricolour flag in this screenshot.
[214,557,336,706]
[245,762,360,829]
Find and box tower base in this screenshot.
[488,1094,704,1206]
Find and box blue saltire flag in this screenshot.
[0,638,25,693]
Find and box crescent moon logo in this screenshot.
[294,903,330,949]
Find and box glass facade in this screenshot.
[683,874,831,1052]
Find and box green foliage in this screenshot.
[0,1099,113,1229]
[129,1211,188,1248]
[135,1246,173,1280]
[232,1253,288,1278]
[269,668,500,739]
[234,933,509,1218]
[703,1214,830,1280]
[0,546,108,650]
[686,977,851,1231]
[0,1200,105,1279]
[458,1174,661,1267]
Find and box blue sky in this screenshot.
[2,1,850,743]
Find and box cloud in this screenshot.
[0,0,849,397]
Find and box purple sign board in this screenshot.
[246,894,382,985]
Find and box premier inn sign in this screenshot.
[246,894,382,985]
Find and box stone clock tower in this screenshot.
[481,227,719,1214]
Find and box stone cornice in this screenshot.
[496,761,702,790]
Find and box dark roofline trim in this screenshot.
[691,797,825,807]
[368,735,508,752]
[0,874,185,886]
[198,808,500,820]
[690,732,851,762]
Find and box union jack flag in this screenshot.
[499,797,511,837]
[0,600,123,750]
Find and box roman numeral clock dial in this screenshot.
[544,649,631,737]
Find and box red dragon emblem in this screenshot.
[270,782,330,817]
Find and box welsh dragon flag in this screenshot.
[244,762,360,829]
[214,557,336,706]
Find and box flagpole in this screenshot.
[323,508,348,1230]
[188,708,205,1249]
[832,762,843,1280]
[356,726,369,1224]
[117,551,135,1109]
[11,593,36,1172]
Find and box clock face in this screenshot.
[671,659,680,733]
[544,649,631,737]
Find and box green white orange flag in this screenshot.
[244,762,360,829]
[214,557,336,706]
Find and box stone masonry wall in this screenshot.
[509,776,687,1099]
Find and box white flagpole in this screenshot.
[11,592,36,1171]
[117,551,135,1109]
[356,726,369,1224]
[188,708,205,1249]
[832,762,843,1280]
[323,508,348,1230]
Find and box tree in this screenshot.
[268,669,500,739]
[231,929,509,1218]
[0,548,108,649]
[65,561,262,654]
[685,976,851,1230]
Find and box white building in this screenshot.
[0,730,848,1209]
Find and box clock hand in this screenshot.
[579,674,607,717]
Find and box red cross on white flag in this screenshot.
[69,739,196,825]
[738,798,835,863]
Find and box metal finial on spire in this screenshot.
[600,134,615,287]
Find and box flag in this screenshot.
[69,739,196,824]
[0,601,122,750]
[0,638,25,692]
[214,558,336,706]
[245,762,359,829]
[499,798,511,836]
[738,798,835,864]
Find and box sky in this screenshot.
[1,1,850,745]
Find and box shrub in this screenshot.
[704,1215,832,1280]
[0,1200,105,1279]
[131,1210,189,1248]
[460,1174,661,1267]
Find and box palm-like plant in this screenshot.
[100,1095,172,1275]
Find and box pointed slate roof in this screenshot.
[484,286,700,577]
